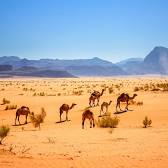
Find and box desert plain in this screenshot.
[0,76,168,168]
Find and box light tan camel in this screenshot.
[82,109,95,129]
[89,89,105,107]
[15,106,33,125]
[116,93,137,111]
[59,103,77,122]
[100,100,112,116]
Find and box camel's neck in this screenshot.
[130,95,136,100]
[100,90,104,96]
[108,101,112,105]
[70,105,75,109]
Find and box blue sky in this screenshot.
[0,0,168,62]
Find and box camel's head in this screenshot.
[72,103,77,107]
[133,93,138,97]
[109,100,112,103]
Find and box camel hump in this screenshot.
[21,106,29,109]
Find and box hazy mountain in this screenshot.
[65,65,126,76]
[142,46,168,74]
[0,56,126,76]
[116,58,143,74]
[1,46,168,77]
[0,69,75,78]
[116,58,143,66]
[116,46,168,75]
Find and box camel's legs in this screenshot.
[119,102,122,111]
[89,119,92,128]
[106,106,108,114]
[60,110,63,122]
[97,98,100,106]
[25,114,28,124]
[82,118,85,129]
[92,118,95,127]
[125,101,129,111]
[66,110,68,121]
[116,102,119,111]
[15,114,18,125]
[18,115,20,125]
[89,98,92,107]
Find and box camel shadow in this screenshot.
[12,122,31,126]
[98,114,110,117]
[114,109,133,114]
[55,120,71,124]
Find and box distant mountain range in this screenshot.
[0,46,168,77]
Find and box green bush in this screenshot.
[143,116,152,128]
[97,115,119,128]
[0,125,10,144]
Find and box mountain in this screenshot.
[116,58,143,66]
[0,69,75,78]
[116,46,168,75]
[142,46,168,74]
[116,58,143,74]
[65,65,126,76]
[0,56,126,76]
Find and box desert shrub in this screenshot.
[30,108,46,130]
[136,101,143,106]
[39,92,45,96]
[97,116,119,128]
[134,87,139,92]
[143,116,152,128]
[108,87,113,94]
[5,105,17,110]
[2,98,10,105]
[0,125,10,144]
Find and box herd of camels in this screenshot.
[15,89,138,129]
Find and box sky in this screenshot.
[0,0,168,62]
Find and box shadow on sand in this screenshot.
[12,122,31,126]
[98,114,110,117]
[114,109,133,114]
[55,120,71,124]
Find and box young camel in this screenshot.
[100,100,112,116]
[116,93,137,112]
[82,109,95,129]
[15,106,33,125]
[59,103,77,122]
[89,89,105,107]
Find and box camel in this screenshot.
[59,103,77,122]
[89,89,105,107]
[116,93,137,111]
[82,109,95,129]
[15,106,33,125]
[100,100,112,116]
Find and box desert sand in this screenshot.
[0,76,168,168]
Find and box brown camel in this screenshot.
[116,93,137,111]
[82,109,95,129]
[100,100,112,116]
[15,106,33,125]
[59,103,77,122]
[89,89,105,107]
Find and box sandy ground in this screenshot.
[0,76,168,168]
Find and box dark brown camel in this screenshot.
[100,100,112,116]
[59,103,77,122]
[15,106,33,125]
[82,109,95,129]
[89,89,105,107]
[116,93,137,111]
